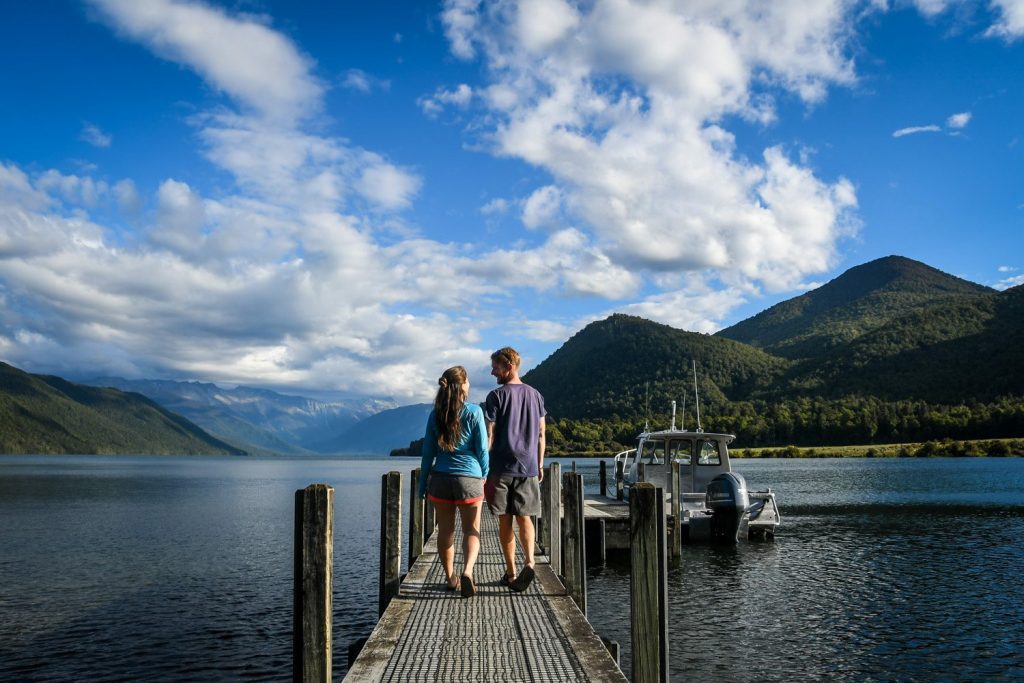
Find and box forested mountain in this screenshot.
[0,362,244,455]
[517,258,1022,450]
[522,314,788,419]
[717,256,994,359]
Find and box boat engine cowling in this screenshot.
[705,472,749,543]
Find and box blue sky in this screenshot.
[1,0,1022,403]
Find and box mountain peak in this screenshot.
[717,255,994,358]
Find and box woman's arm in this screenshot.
[474,407,489,479]
[418,414,438,498]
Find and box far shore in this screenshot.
[546,436,1024,459]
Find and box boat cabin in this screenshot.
[620,429,735,494]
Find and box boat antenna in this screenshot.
[644,381,650,432]
[671,400,677,431]
[680,392,686,431]
[693,359,703,432]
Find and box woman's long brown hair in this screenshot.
[434,366,467,451]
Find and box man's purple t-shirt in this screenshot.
[484,383,546,477]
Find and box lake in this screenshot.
[1,455,1022,681]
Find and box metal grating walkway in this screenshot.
[346,510,626,682]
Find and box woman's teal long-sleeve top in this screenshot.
[418,403,489,498]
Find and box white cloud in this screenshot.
[995,274,1024,290]
[480,198,510,215]
[80,122,112,148]
[947,111,972,128]
[893,125,942,137]
[998,265,1018,272]
[439,0,861,295]
[417,84,473,117]
[356,162,422,210]
[88,0,323,124]
[986,0,1024,40]
[341,68,389,93]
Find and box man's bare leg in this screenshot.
[498,513,517,579]
[515,515,535,569]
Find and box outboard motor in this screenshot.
[705,472,749,543]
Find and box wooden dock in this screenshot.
[344,510,627,681]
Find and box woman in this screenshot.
[418,365,489,597]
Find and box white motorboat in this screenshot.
[612,394,781,543]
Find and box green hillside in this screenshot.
[522,314,788,419]
[717,256,994,359]
[0,362,245,455]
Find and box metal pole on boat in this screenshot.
[693,360,702,432]
[670,461,682,563]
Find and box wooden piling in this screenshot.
[379,471,402,617]
[669,461,682,563]
[562,470,587,615]
[637,462,646,483]
[629,483,669,683]
[616,460,624,501]
[294,484,334,683]
[585,517,606,566]
[409,468,424,567]
[599,460,607,496]
[547,462,562,577]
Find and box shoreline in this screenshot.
[548,436,1024,459]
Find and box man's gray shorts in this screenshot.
[485,474,541,516]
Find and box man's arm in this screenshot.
[537,417,545,482]
[487,420,495,452]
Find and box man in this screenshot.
[484,346,546,592]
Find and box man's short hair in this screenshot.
[491,346,521,369]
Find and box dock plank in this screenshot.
[345,510,626,682]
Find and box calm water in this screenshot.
[1,456,1022,681]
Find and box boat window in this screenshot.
[669,439,692,465]
[698,440,721,466]
[640,439,665,465]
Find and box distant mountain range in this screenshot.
[4,255,1021,455]
[77,378,395,455]
[0,362,243,455]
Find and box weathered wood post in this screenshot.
[294,483,334,683]
[409,468,424,567]
[562,470,587,615]
[424,498,435,543]
[379,471,402,617]
[616,459,624,501]
[669,461,682,563]
[540,465,552,554]
[599,459,607,496]
[547,462,562,576]
[629,482,669,683]
[637,462,646,483]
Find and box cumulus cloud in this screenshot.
[986,0,1024,39]
[341,68,389,93]
[80,122,112,147]
[417,84,474,117]
[439,0,860,293]
[947,111,972,128]
[88,0,323,124]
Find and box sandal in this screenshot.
[499,572,515,587]
[509,565,535,593]
[460,574,476,598]
[445,575,461,591]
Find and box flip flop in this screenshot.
[509,565,535,592]
[445,575,460,591]
[460,574,476,598]
[499,572,514,587]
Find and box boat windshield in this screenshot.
[698,440,723,465]
[668,439,692,465]
[639,439,665,465]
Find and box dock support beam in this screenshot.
[616,460,624,501]
[543,462,562,577]
[629,482,669,683]
[669,461,682,563]
[379,471,402,617]
[294,483,334,683]
[562,469,587,615]
[409,468,424,567]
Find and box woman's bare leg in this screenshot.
[433,501,458,587]
[458,502,482,578]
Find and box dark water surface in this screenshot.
[1,456,1022,681]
